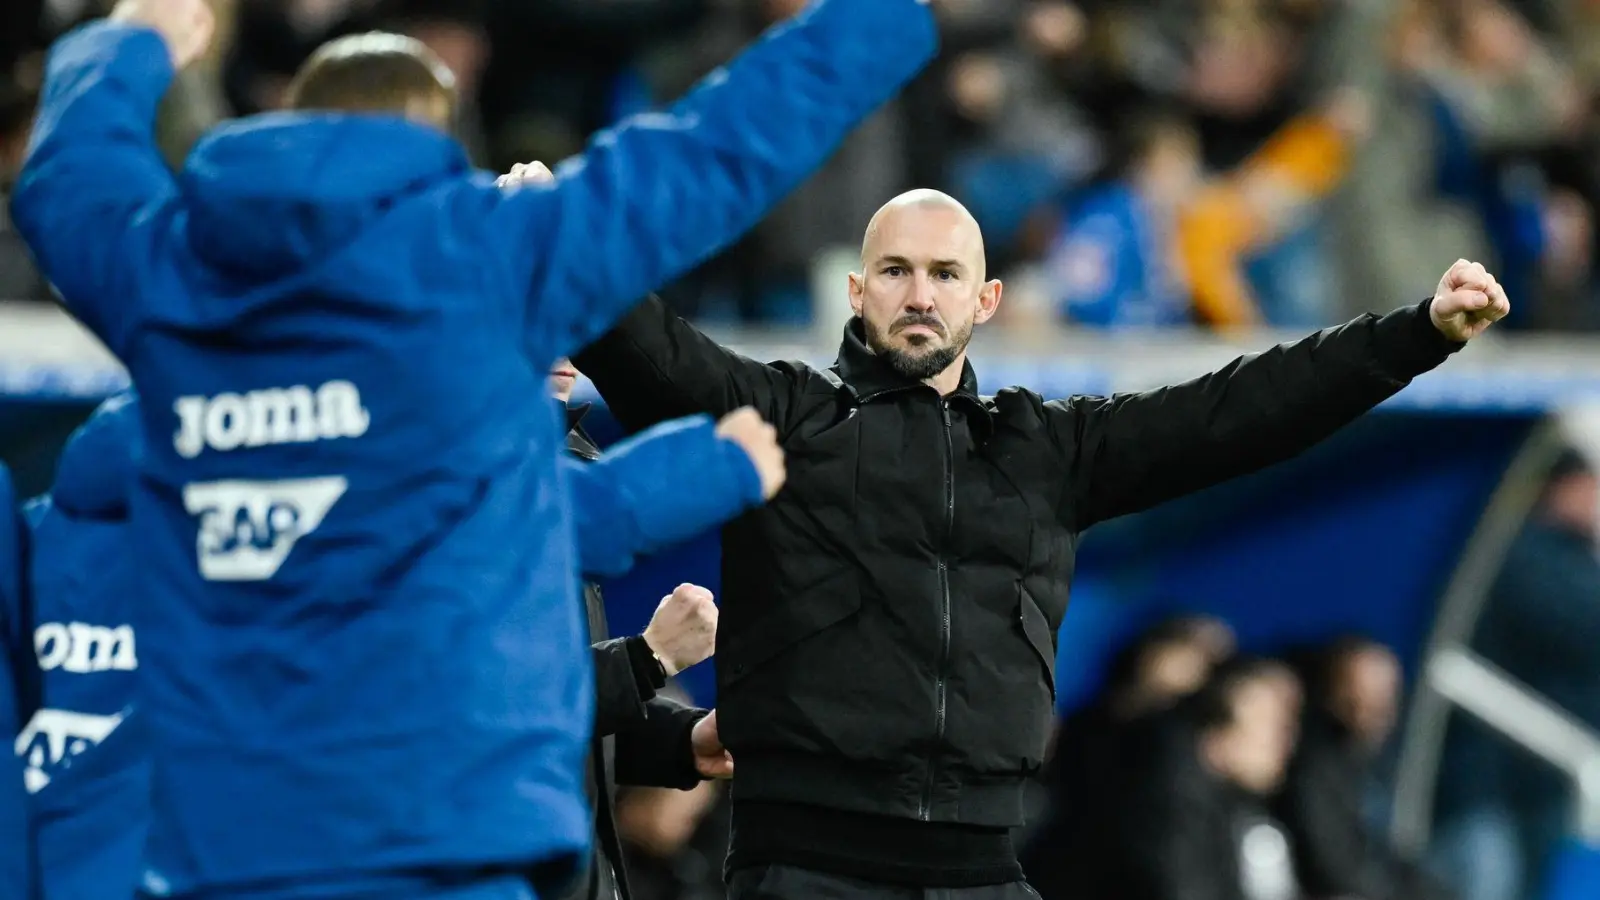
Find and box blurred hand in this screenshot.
[643,584,718,676]
[110,0,214,70]
[496,161,553,191]
[691,711,734,779]
[1430,259,1511,341]
[716,407,786,500]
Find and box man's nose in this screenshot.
[906,276,937,312]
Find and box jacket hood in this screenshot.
[180,113,471,280]
[52,392,140,520]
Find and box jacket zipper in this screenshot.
[920,398,956,821]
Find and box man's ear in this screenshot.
[973,279,1003,325]
[847,272,865,317]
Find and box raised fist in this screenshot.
[1430,258,1511,342]
[110,0,215,71]
[642,584,718,677]
[716,407,786,500]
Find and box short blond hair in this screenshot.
[285,32,457,126]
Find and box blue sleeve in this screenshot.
[0,466,34,900]
[9,23,178,359]
[563,416,764,580]
[477,0,937,359]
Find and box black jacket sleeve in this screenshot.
[1046,301,1462,530]
[612,695,710,790]
[573,295,805,433]
[591,636,666,738]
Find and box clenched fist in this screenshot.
[1430,259,1511,342]
[691,710,733,779]
[110,0,215,71]
[716,407,786,500]
[643,584,718,677]
[496,161,553,191]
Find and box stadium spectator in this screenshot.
[616,685,733,900]
[575,180,1507,899]
[14,2,932,897]
[1277,637,1455,900]
[1110,656,1306,900]
[1023,617,1228,899]
[1434,447,1600,900]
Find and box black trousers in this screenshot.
[727,865,1040,900]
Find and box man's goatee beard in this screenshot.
[864,316,973,382]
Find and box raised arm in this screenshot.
[574,295,804,433]
[477,0,937,359]
[562,413,769,581]
[1047,301,1461,531]
[10,4,207,357]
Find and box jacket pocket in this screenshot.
[720,569,862,687]
[1018,585,1057,701]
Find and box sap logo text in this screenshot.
[34,621,138,673]
[173,381,370,459]
[184,477,347,581]
[15,708,125,793]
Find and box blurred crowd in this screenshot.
[5,0,1600,331]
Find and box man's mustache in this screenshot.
[891,314,945,337]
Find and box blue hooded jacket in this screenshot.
[11,2,935,895]
[0,462,32,900]
[16,396,145,900]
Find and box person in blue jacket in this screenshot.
[9,390,776,900]
[14,395,145,900]
[11,0,936,896]
[0,460,32,900]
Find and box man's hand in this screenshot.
[642,584,718,676]
[109,0,215,71]
[691,710,733,779]
[716,407,786,500]
[496,161,553,191]
[1431,259,1511,342]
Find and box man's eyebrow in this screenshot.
[873,255,967,272]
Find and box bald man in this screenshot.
[574,190,1510,899]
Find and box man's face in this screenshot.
[549,359,579,402]
[1331,647,1401,750]
[849,203,1001,382]
[1210,675,1300,795]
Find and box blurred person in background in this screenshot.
[1433,447,1600,900]
[1108,656,1306,900]
[615,685,734,900]
[1277,637,1456,900]
[479,0,713,173]
[1023,615,1233,899]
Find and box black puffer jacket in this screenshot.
[576,296,1458,829]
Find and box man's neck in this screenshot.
[927,355,967,397]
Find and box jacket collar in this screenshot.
[834,317,992,424]
[560,401,600,460]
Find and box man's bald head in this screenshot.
[848,190,1002,390]
[861,190,987,280]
